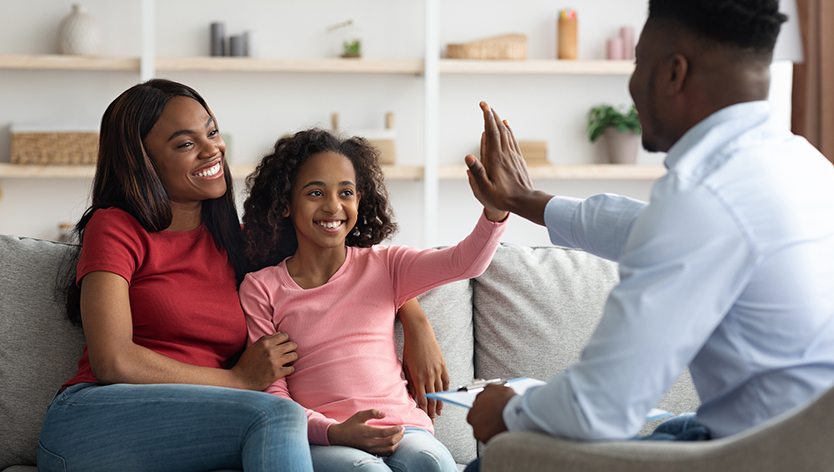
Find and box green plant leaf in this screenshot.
[586,104,642,142]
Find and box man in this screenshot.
[463,0,834,467]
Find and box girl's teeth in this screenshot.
[319,221,341,228]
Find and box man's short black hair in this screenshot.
[649,0,787,53]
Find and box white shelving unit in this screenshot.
[0,0,655,245]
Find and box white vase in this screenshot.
[603,127,640,164]
[57,4,102,55]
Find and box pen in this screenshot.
[457,378,507,392]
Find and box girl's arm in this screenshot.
[80,271,295,391]
[398,298,449,422]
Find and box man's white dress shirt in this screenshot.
[503,101,834,439]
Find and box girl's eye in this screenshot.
[209,129,219,137]
[341,189,354,197]
[177,141,194,149]
[308,190,323,197]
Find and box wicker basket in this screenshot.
[447,34,527,60]
[11,131,99,165]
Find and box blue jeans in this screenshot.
[463,414,710,472]
[636,413,711,441]
[38,383,314,472]
[311,427,457,472]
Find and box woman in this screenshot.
[38,79,448,472]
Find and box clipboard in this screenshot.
[424,377,675,422]
[424,377,545,408]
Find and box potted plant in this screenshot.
[341,39,362,58]
[587,104,642,164]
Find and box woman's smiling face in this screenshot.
[285,151,361,252]
[144,96,227,207]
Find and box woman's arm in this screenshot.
[80,271,295,391]
[398,298,449,422]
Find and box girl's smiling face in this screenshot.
[285,151,361,252]
[144,96,227,207]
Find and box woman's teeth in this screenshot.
[319,221,342,229]
[194,162,221,177]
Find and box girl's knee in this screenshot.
[351,456,391,471]
[388,449,456,472]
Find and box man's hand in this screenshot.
[467,383,517,444]
[327,410,404,456]
[465,101,553,226]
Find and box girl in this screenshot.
[240,129,508,472]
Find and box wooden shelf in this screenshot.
[228,164,423,180]
[0,163,424,180]
[0,55,635,76]
[437,164,664,180]
[439,59,634,75]
[155,57,424,74]
[0,54,140,71]
[0,163,663,181]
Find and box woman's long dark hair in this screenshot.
[64,79,247,326]
[242,128,397,272]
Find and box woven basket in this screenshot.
[11,131,99,165]
[447,34,527,60]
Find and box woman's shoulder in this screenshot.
[84,207,148,247]
[88,207,143,230]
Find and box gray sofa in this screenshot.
[1,234,703,471]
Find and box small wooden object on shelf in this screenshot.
[518,140,548,166]
[11,126,98,165]
[446,34,527,60]
[368,112,397,165]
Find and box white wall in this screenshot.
[0,0,794,249]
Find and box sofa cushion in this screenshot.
[396,278,477,465]
[472,243,700,435]
[0,236,86,470]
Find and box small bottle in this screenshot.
[557,9,578,60]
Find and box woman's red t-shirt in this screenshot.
[64,208,247,386]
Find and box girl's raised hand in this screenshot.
[327,410,405,456]
[465,101,550,226]
[230,332,298,391]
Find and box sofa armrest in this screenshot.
[480,431,718,472]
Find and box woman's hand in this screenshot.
[327,410,404,456]
[399,299,450,423]
[231,332,298,391]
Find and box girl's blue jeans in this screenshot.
[310,426,457,472]
[37,382,314,472]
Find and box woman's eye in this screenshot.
[177,141,193,149]
[209,129,219,137]
[341,189,354,197]
[308,190,322,197]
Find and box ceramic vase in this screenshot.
[603,127,640,164]
[57,4,102,55]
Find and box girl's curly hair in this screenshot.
[242,128,398,272]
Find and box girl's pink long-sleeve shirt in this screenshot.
[239,212,507,445]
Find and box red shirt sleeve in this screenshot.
[76,208,145,285]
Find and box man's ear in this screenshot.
[665,53,689,95]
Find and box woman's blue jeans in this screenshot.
[37,383,314,472]
[310,427,457,472]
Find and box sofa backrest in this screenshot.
[411,243,701,464]
[0,235,86,470]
